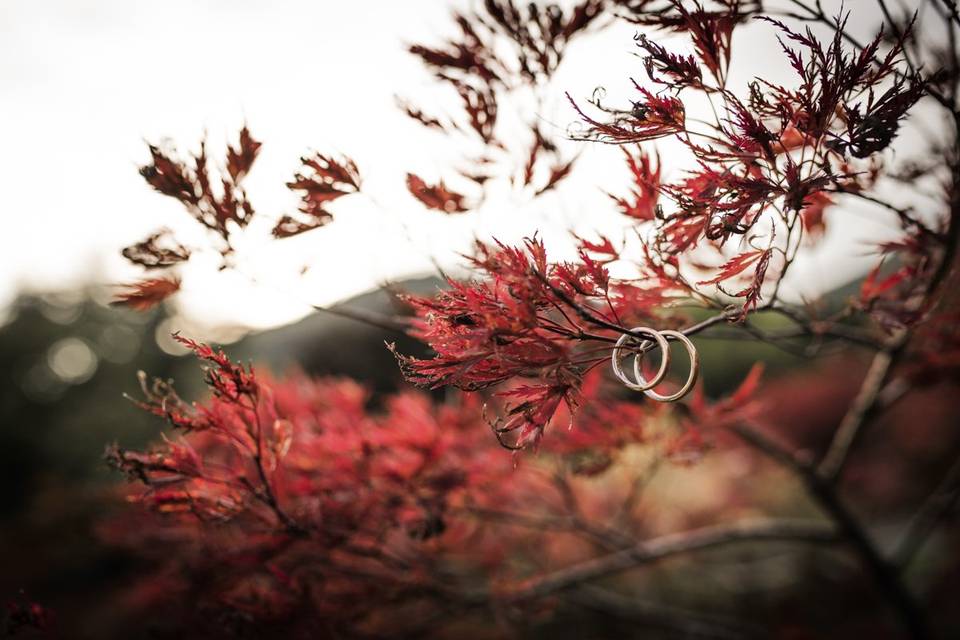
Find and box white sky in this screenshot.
[0,0,926,336]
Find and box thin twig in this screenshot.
[246,391,304,534]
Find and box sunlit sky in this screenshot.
[0,0,927,336]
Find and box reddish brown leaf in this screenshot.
[574,234,619,261]
[799,191,833,237]
[697,250,766,286]
[275,153,361,237]
[121,230,191,269]
[635,33,703,89]
[535,157,576,196]
[729,250,773,317]
[406,173,469,213]
[608,146,660,221]
[454,80,498,144]
[860,261,912,304]
[288,153,361,213]
[729,363,765,406]
[113,277,181,311]
[698,249,773,319]
[489,381,579,451]
[396,97,446,131]
[522,132,542,187]
[272,211,333,239]
[225,125,262,182]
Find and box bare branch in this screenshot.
[730,421,931,639]
[502,519,837,603]
[569,585,764,639]
[895,452,960,567]
[818,336,908,482]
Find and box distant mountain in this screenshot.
[237,275,442,390]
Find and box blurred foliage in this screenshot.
[0,283,428,638]
[3,278,957,639]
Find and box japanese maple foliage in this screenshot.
[391,235,693,449]
[104,337,761,636]
[105,1,960,638]
[106,337,509,631]
[390,0,943,452]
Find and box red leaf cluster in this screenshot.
[392,237,693,448]
[119,127,263,307]
[567,84,686,144]
[409,0,605,87]
[400,1,596,204]
[139,125,261,245]
[119,126,366,306]
[106,338,713,632]
[628,0,755,85]
[273,153,361,238]
[107,339,514,555]
[553,6,929,336]
[757,16,925,156]
[390,4,939,451]
[635,33,704,90]
[105,337,778,632]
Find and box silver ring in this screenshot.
[611,327,670,392]
[633,329,699,402]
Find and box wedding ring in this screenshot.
[611,327,670,392]
[632,329,699,402]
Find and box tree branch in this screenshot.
[730,421,931,639]
[501,519,837,603]
[569,585,764,639]
[817,336,907,482]
[895,452,960,567]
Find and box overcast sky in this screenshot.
[0,1,924,336]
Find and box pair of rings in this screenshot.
[610,327,700,402]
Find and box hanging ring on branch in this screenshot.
[610,327,699,402]
[632,329,700,402]
[611,327,670,392]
